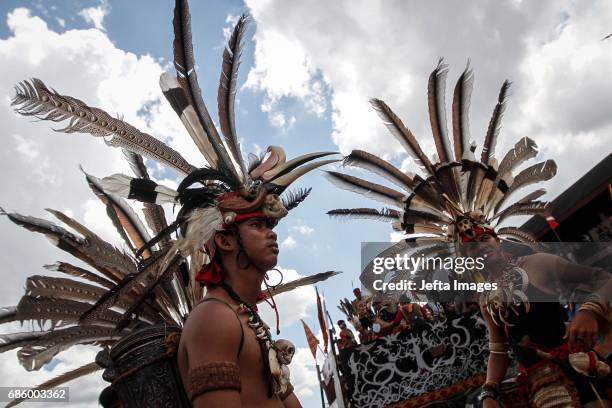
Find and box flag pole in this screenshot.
[315,360,326,408]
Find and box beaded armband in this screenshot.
[188,361,241,401]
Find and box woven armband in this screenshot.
[279,382,295,401]
[188,361,241,401]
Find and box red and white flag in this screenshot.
[544,211,559,230]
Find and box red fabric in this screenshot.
[546,215,560,230]
[588,351,597,374]
[461,226,497,242]
[301,319,319,359]
[517,341,572,380]
[232,211,267,225]
[195,260,224,287]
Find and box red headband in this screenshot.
[461,226,497,242]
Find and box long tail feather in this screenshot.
[44,262,115,290]
[45,209,137,279]
[17,326,118,371]
[16,296,124,329]
[2,210,128,283]
[24,276,158,325]
[427,59,452,163]
[517,188,546,204]
[218,14,249,177]
[369,98,436,176]
[0,331,49,353]
[497,136,538,178]
[343,150,415,190]
[481,80,510,164]
[327,208,401,222]
[172,0,240,181]
[494,160,557,213]
[11,79,195,175]
[259,271,341,300]
[452,62,474,161]
[324,171,405,207]
[492,201,549,225]
[497,227,538,243]
[159,72,219,167]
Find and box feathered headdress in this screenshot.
[1,1,338,405]
[327,60,556,245]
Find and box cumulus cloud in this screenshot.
[269,110,296,130]
[280,235,297,249]
[78,0,109,31]
[243,22,327,127]
[290,347,320,398]
[290,224,314,236]
[245,0,612,200]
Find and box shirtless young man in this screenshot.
[178,216,302,408]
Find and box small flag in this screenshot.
[316,287,329,353]
[301,319,319,359]
[544,211,559,230]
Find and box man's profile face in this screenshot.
[236,217,279,271]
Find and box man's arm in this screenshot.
[282,392,303,408]
[479,305,509,408]
[182,301,243,408]
[526,253,611,350]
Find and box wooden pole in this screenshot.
[315,362,326,408]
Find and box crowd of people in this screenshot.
[337,288,480,349]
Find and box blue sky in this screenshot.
[0,0,611,407]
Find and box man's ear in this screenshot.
[213,231,235,253]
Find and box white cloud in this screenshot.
[290,224,314,236]
[269,110,296,130]
[243,23,327,125]
[280,235,297,249]
[290,347,320,398]
[78,0,109,31]
[259,267,315,328]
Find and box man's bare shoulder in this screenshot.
[521,252,567,270]
[181,298,243,363]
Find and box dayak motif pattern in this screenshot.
[339,312,488,408]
